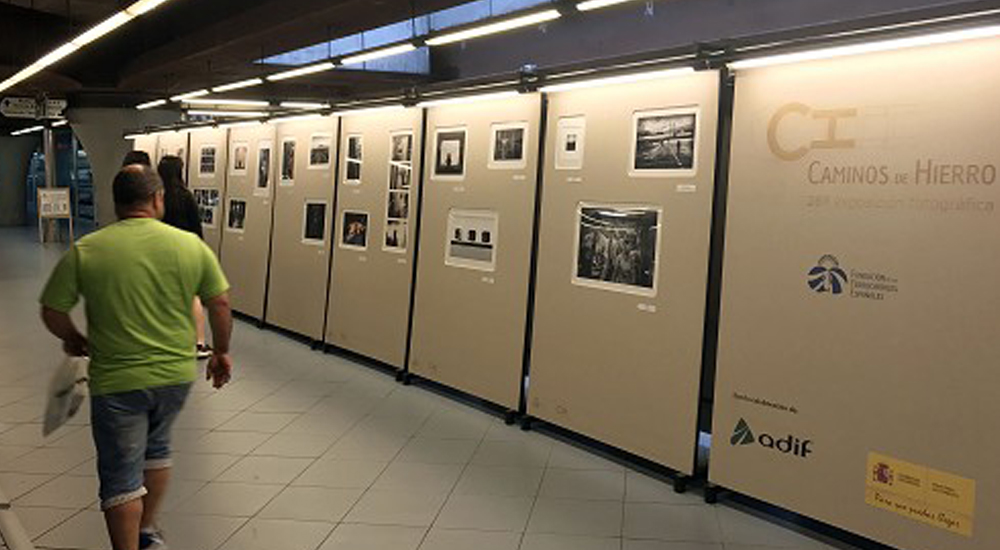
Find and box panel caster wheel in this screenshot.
[520,416,534,431]
[504,410,518,426]
[673,476,689,494]
[401,373,413,386]
[704,485,720,504]
[395,370,406,382]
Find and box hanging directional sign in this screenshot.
[44,99,68,118]
[1,97,38,119]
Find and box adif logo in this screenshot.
[730,418,814,459]
[808,255,848,295]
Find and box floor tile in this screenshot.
[15,475,98,509]
[435,494,533,531]
[173,409,239,430]
[317,522,427,550]
[259,486,364,522]
[324,432,409,461]
[0,446,34,464]
[396,437,480,464]
[372,461,464,494]
[293,459,388,489]
[189,431,271,455]
[216,455,313,484]
[36,510,110,550]
[252,432,338,458]
[171,452,243,481]
[217,518,334,550]
[0,472,56,500]
[622,542,722,550]
[172,482,284,517]
[521,533,622,550]
[625,472,701,505]
[345,490,448,527]
[540,468,626,501]
[527,498,624,537]
[418,411,493,440]
[453,465,544,497]
[160,514,248,550]
[418,528,521,550]
[10,506,76,540]
[716,507,828,548]
[0,447,92,475]
[472,440,552,469]
[216,411,300,433]
[548,445,624,472]
[159,479,208,513]
[623,503,721,542]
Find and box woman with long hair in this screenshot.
[157,156,212,359]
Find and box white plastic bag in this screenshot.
[42,356,89,437]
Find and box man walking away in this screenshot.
[39,165,234,550]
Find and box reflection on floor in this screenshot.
[0,227,854,550]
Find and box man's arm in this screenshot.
[203,292,233,389]
[40,306,88,357]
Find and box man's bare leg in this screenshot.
[105,499,143,550]
[141,468,171,531]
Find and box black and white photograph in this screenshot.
[256,141,272,195]
[231,142,249,175]
[631,108,698,176]
[309,134,332,170]
[302,201,327,244]
[199,146,217,177]
[573,204,661,296]
[383,219,408,252]
[556,116,586,171]
[387,191,409,219]
[433,127,466,180]
[281,138,296,185]
[345,135,363,184]
[341,211,369,250]
[389,164,411,190]
[227,198,247,233]
[446,209,497,272]
[488,122,528,170]
[194,188,220,228]
[391,132,413,163]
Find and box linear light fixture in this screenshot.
[577,0,638,11]
[74,12,134,47]
[11,125,45,136]
[267,61,337,82]
[211,78,264,93]
[124,133,146,140]
[341,43,417,65]
[184,98,271,107]
[417,90,519,108]
[136,99,168,110]
[188,110,268,118]
[425,9,561,46]
[281,101,331,110]
[170,89,211,102]
[51,120,68,127]
[540,67,695,92]
[730,24,1000,69]
[124,0,173,16]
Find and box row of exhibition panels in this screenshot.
[134,36,1000,550]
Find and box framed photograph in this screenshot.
[391,131,413,163]
[255,140,273,196]
[556,116,586,171]
[572,203,662,297]
[280,138,296,186]
[309,134,333,170]
[433,127,467,181]
[231,142,249,176]
[199,145,217,177]
[488,122,528,170]
[302,201,328,245]
[193,188,220,228]
[383,219,408,253]
[389,164,412,190]
[630,107,698,177]
[340,210,369,250]
[446,209,497,272]
[345,134,363,184]
[386,191,409,220]
[226,198,247,233]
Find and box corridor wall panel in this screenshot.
[267,117,339,340]
[188,129,229,256]
[527,71,720,474]
[219,124,277,320]
[710,38,1000,550]
[326,108,423,368]
[409,94,542,409]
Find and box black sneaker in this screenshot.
[139,529,167,549]
[196,343,213,360]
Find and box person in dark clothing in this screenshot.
[122,151,152,167]
[157,156,211,359]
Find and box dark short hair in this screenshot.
[113,165,163,209]
[157,155,186,189]
[122,150,152,167]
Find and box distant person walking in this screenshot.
[40,165,234,550]
[122,150,152,167]
[158,155,212,359]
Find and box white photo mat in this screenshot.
[571,202,663,297]
[488,121,529,170]
[629,106,700,179]
[432,126,468,182]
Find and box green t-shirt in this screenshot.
[40,218,230,396]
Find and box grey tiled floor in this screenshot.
[0,228,854,550]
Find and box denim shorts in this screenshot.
[90,383,192,510]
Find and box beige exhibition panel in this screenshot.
[219,123,277,320]
[409,94,541,409]
[327,108,423,368]
[155,131,190,176]
[188,128,229,255]
[267,117,339,340]
[527,71,720,474]
[131,135,158,160]
[710,39,1000,550]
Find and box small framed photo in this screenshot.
[226,198,247,233]
[280,138,296,186]
[302,200,328,245]
[231,142,249,176]
[340,210,369,250]
[254,140,273,196]
[199,145,217,178]
[344,134,363,185]
[488,121,528,170]
[630,107,699,178]
[572,203,662,297]
[433,127,467,181]
[555,116,586,171]
[309,134,333,170]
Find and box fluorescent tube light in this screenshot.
[36,43,80,68]
[212,78,264,93]
[188,110,268,118]
[124,133,146,140]
[730,24,1000,69]
[417,90,519,108]
[426,10,561,46]
[136,99,168,110]
[577,0,637,11]
[280,102,330,110]
[184,98,271,107]
[125,0,173,16]
[73,12,134,47]
[541,67,695,92]
[269,113,326,124]
[267,62,336,82]
[51,120,68,127]
[11,125,45,136]
[170,89,210,102]
[342,43,417,65]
